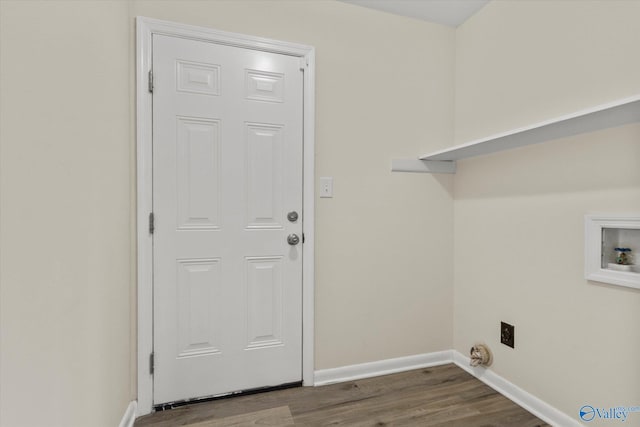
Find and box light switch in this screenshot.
[319,177,333,198]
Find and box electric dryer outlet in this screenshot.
[501,322,515,348]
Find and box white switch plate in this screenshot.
[319,177,333,198]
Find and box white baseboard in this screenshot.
[118,401,137,427]
[313,350,578,427]
[452,351,580,427]
[314,350,453,386]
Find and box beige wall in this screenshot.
[454,1,640,425]
[0,1,454,426]
[454,0,640,143]
[0,1,133,426]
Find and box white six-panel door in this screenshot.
[152,34,303,405]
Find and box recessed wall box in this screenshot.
[585,215,640,289]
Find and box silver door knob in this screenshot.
[287,234,300,245]
[287,211,299,222]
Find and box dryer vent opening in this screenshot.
[470,344,492,367]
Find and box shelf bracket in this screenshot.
[391,158,456,174]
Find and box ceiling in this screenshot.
[338,0,490,27]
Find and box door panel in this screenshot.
[152,34,303,405]
[246,123,284,228]
[176,117,221,230]
[176,259,222,358]
[245,256,284,349]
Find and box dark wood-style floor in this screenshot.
[135,364,549,426]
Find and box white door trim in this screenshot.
[136,16,315,416]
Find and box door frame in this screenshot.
[135,16,316,416]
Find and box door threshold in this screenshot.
[154,381,303,411]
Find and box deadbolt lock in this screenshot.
[287,211,299,222]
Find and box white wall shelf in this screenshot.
[392,94,640,174]
[390,158,456,174]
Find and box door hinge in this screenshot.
[149,352,154,375]
[149,212,155,234]
[148,70,154,93]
